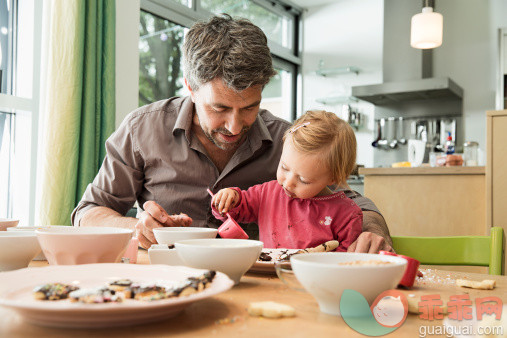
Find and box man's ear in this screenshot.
[184,78,195,102]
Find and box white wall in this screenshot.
[433,0,507,151]
[115,0,140,128]
[302,0,507,167]
[302,0,384,168]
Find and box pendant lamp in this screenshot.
[410,1,443,49]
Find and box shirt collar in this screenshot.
[172,96,194,137]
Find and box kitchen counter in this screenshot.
[359,165,486,273]
[359,166,485,176]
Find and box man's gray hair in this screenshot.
[183,14,277,91]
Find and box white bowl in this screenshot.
[175,239,263,285]
[148,244,184,265]
[6,226,68,260]
[153,227,218,245]
[36,227,133,265]
[0,218,19,231]
[0,232,41,271]
[291,253,407,316]
[7,225,68,231]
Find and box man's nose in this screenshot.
[224,112,243,135]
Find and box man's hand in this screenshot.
[136,201,192,249]
[212,188,239,214]
[347,232,393,253]
[348,210,394,253]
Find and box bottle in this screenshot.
[444,132,455,154]
[463,141,479,166]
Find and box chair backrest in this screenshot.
[391,227,504,275]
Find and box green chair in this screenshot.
[391,227,504,275]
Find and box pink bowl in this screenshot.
[218,214,249,239]
[36,227,133,265]
[379,250,420,288]
[0,218,19,231]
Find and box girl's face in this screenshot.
[276,139,335,199]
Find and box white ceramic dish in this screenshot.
[7,226,69,261]
[36,227,133,265]
[175,239,263,285]
[0,232,41,271]
[153,227,218,245]
[148,244,184,265]
[0,264,234,328]
[249,248,300,273]
[0,218,19,231]
[291,252,407,316]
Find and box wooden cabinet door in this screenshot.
[487,110,507,274]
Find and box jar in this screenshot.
[463,141,479,166]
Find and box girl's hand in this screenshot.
[212,188,239,214]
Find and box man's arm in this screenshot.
[342,189,394,253]
[80,206,138,230]
[363,210,392,245]
[81,203,192,249]
[347,211,394,253]
[71,114,144,227]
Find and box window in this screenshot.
[261,59,296,122]
[139,0,301,121]
[139,11,188,105]
[200,0,292,50]
[0,0,41,225]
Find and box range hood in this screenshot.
[351,0,464,106]
[352,77,463,105]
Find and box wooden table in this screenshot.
[0,251,506,337]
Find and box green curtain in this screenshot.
[39,0,115,225]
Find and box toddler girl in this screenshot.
[211,110,362,251]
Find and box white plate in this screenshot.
[0,264,234,328]
[249,248,300,273]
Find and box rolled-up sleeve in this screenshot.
[71,115,145,226]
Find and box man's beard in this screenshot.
[204,126,250,151]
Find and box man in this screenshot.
[71,15,392,253]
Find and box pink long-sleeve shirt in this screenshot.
[211,180,363,251]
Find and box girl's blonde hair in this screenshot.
[283,110,357,186]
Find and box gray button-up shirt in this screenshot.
[71,96,379,238]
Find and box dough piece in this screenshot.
[130,285,168,301]
[406,294,448,315]
[248,301,296,318]
[108,279,133,297]
[69,287,122,303]
[303,240,340,253]
[279,240,340,261]
[258,252,272,261]
[33,283,80,301]
[456,279,496,290]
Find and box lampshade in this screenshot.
[410,7,443,49]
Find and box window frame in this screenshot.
[140,0,302,121]
[0,0,43,225]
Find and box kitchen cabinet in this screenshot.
[360,166,487,273]
[496,29,507,109]
[487,109,507,273]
